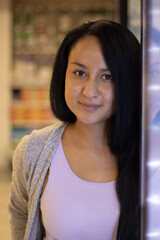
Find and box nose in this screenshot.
[82,77,99,99]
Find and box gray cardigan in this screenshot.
[9,121,68,240]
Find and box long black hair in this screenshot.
[50,20,141,239]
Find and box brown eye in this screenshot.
[102,74,112,80]
[74,70,86,77]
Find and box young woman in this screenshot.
[9,20,141,240]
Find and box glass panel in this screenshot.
[141,0,160,239]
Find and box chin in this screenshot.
[76,116,107,126]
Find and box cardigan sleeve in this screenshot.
[8,134,30,240]
[8,121,65,240]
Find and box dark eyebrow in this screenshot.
[70,61,110,72]
[71,62,87,69]
[101,68,110,72]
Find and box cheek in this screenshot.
[64,82,71,106]
[65,76,81,98]
[111,91,115,110]
[104,87,115,113]
[65,79,73,98]
[64,77,77,108]
[104,86,115,102]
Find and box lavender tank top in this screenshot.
[40,139,119,240]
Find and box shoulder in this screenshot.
[27,120,65,145]
[13,121,67,177]
[14,120,64,153]
[25,121,66,161]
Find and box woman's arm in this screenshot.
[8,135,30,240]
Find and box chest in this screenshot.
[62,140,117,183]
[40,141,119,240]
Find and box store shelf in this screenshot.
[11,119,55,128]
[10,0,118,155]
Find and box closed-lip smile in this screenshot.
[79,102,102,111]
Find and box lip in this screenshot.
[79,102,102,111]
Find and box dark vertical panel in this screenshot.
[120,0,128,27]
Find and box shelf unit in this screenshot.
[11,0,118,155]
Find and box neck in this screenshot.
[68,120,109,149]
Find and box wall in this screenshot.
[0,0,119,170]
[0,0,12,169]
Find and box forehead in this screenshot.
[68,35,105,63]
[71,35,102,51]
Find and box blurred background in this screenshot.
[0,0,140,238]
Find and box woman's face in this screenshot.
[65,35,115,127]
